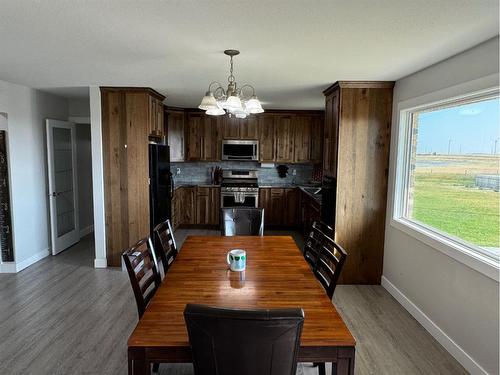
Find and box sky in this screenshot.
[416,97,500,155]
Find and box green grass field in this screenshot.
[411,173,499,248]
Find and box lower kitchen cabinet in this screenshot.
[174,186,220,227]
[259,187,299,228]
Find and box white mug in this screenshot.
[227,249,246,272]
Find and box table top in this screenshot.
[128,236,355,350]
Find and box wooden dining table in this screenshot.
[128,236,356,375]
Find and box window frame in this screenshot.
[392,86,500,281]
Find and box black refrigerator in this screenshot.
[149,143,173,237]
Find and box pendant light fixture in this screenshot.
[199,50,264,118]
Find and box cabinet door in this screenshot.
[324,90,339,176]
[258,115,276,162]
[284,188,299,226]
[223,117,240,139]
[310,115,324,163]
[209,187,220,225]
[293,116,311,163]
[240,117,258,139]
[196,187,210,225]
[270,188,284,225]
[275,115,294,163]
[167,110,185,162]
[182,187,196,224]
[186,112,203,161]
[148,95,157,137]
[156,99,164,137]
[258,188,272,226]
[202,116,221,161]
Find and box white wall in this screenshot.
[69,97,90,118]
[384,36,499,375]
[0,79,68,271]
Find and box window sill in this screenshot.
[390,218,499,282]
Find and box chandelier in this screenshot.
[198,50,264,118]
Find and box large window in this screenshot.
[395,89,499,264]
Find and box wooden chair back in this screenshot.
[315,231,347,299]
[153,219,178,276]
[122,237,161,318]
[303,221,332,269]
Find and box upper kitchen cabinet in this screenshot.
[322,81,394,284]
[100,87,160,267]
[147,90,166,139]
[186,110,222,161]
[165,107,185,162]
[222,116,258,139]
[274,114,294,163]
[258,114,276,162]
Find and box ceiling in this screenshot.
[0,1,498,109]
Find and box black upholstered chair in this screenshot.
[153,219,178,278]
[122,237,161,318]
[220,207,264,236]
[184,304,304,375]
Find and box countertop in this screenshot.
[174,182,322,204]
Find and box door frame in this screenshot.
[46,119,80,255]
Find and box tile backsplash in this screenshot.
[171,161,317,186]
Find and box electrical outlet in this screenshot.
[292,169,297,176]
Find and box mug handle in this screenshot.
[227,252,231,265]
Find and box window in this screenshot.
[395,89,500,264]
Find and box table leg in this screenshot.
[129,360,150,375]
[335,347,355,375]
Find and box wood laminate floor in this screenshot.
[0,231,466,375]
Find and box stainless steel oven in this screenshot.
[220,169,259,208]
[222,140,258,161]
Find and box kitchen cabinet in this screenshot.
[274,115,294,163]
[284,188,299,226]
[176,186,220,226]
[259,187,299,227]
[148,94,165,138]
[186,111,222,161]
[100,87,165,267]
[240,117,258,139]
[166,108,185,162]
[258,115,276,163]
[293,116,311,163]
[222,116,258,140]
[322,81,394,284]
[310,115,324,163]
[222,116,240,139]
[177,187,196,225]
[258,188,272,225]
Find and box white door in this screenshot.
[46,119,80,255]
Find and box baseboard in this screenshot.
[14,248,50,272]
[381,276,488,375]
[0,262,17,273]
[94,257,107,268]
[80,225,94,237]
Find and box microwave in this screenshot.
[221,140,259,161]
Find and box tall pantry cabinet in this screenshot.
[323,81,394,284]
[101,87,165,266]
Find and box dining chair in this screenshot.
[153,219,178,278]
[303,221,329,269]
[122,237,161,318]
[184,303,304,375]
[220,207,264,236]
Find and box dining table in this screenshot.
[127,235,356,375]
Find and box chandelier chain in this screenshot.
[228,55,235,84]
